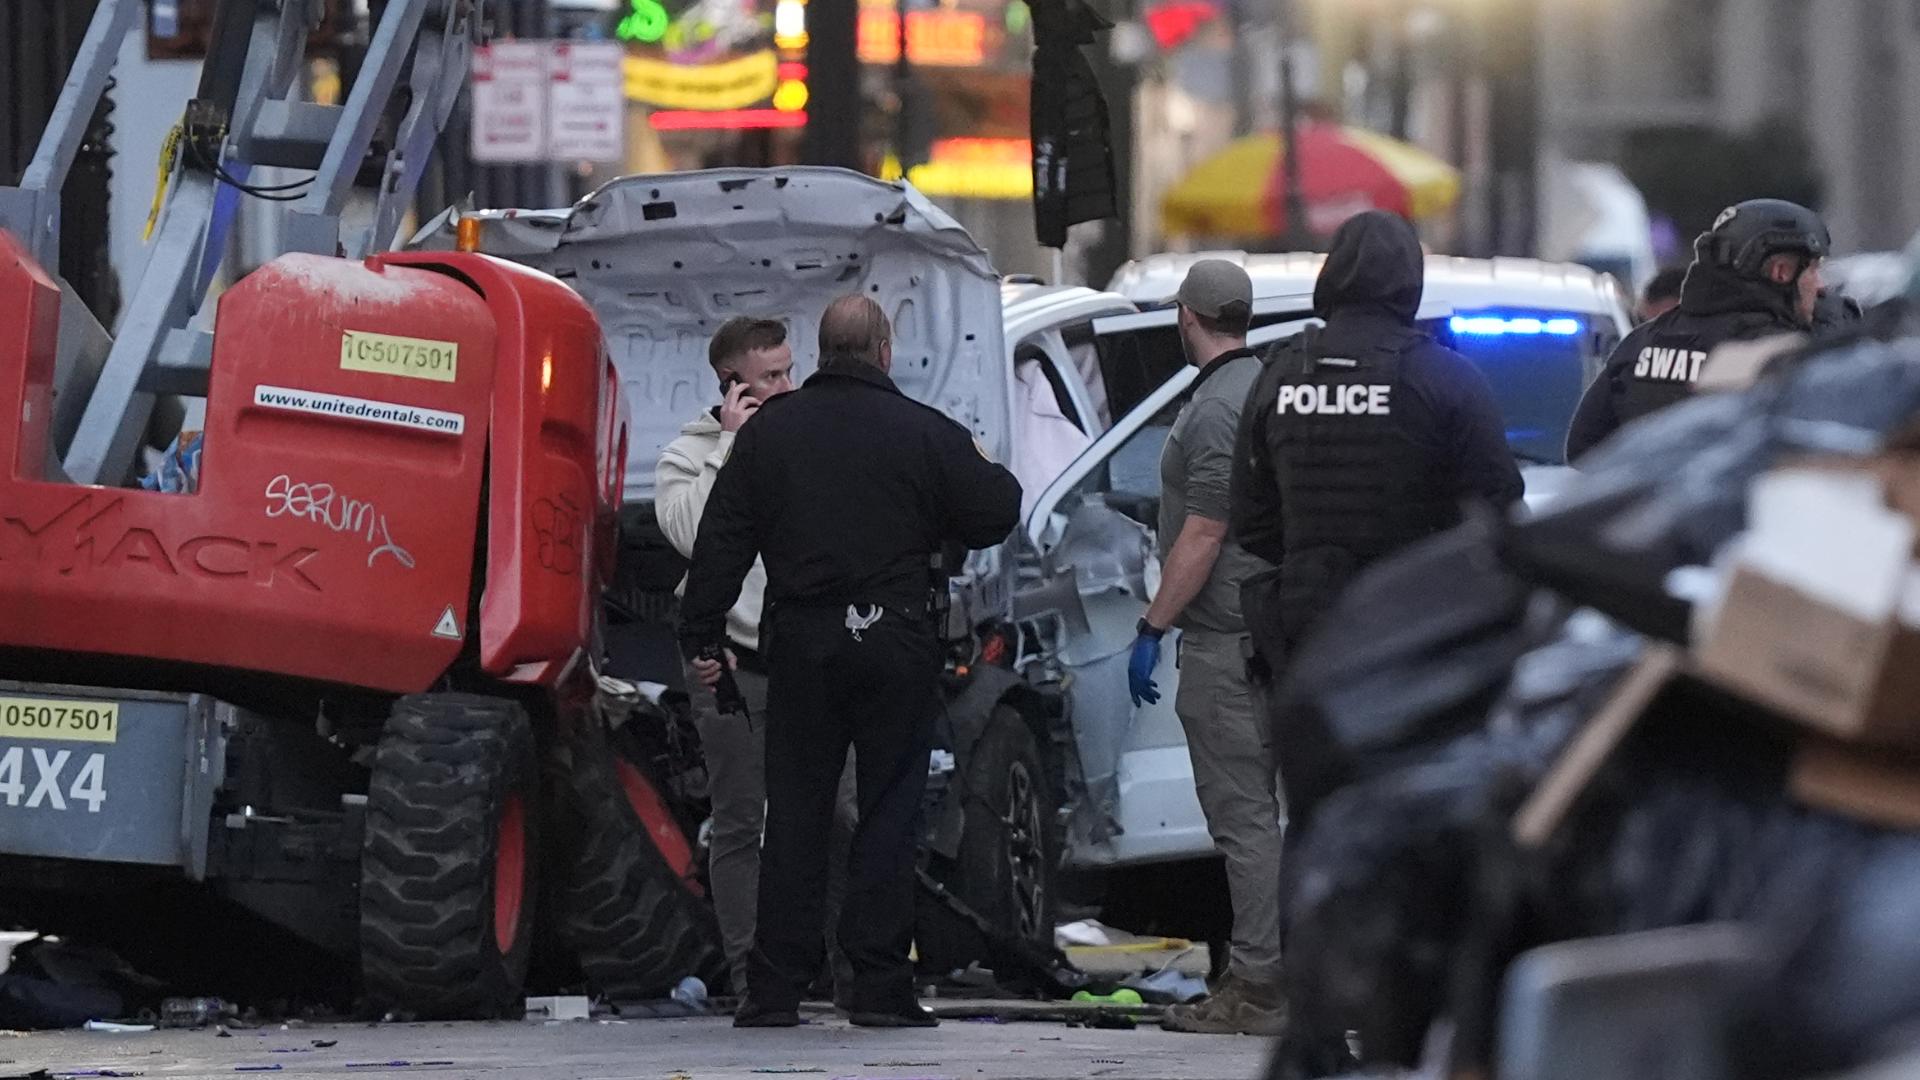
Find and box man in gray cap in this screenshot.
[1126,259,1285,1036]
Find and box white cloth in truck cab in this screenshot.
[1012,358,1094,520]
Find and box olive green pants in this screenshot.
[1174,628,1285,985]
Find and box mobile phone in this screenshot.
[721,372,743,393]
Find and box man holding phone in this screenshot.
[655,316,797,995]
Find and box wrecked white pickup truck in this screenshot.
[415,167,1633,979]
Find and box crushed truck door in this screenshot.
[1017,308,1313,867]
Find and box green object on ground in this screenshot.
[1071,989,1144,1006]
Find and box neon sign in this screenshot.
[857,9,989,66]
[624,51,780,110]
[648,108,808,131]
[885,138,1033,200]
[616,0,669,42]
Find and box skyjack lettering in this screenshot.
[0,494,321,590]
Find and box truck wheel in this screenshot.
[918,706,1060,977]
[360,694,539,1019]
[556,721,726,1002]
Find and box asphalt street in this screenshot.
[0,1012,1271,1080]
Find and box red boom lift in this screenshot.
[0,0,721,1015]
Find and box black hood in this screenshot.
[1678,256,1805,328]
[1312,211,1424,324]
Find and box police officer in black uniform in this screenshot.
[1231,210,1521,819]
[679,294,1022,1030]
[1565,198,1832,461]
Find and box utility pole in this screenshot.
[804,0,863,168]
[892,0,932,172]
[1276,0,1308,249]
[1485,0,1538,255]
[1386,0,1411,140]
[1227,0,1253,136]
[895,0,910,162]
[1078,0,1134,287]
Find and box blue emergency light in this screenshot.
[1449,314,1584,337]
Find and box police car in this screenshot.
[419,173,1631,976]
[1106,250,1633,508]
[997,254,1627,920]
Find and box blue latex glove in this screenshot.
[1128,632,1162,706]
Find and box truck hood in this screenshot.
[413,168,1007,504]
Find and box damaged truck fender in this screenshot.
[930,666,1051,860]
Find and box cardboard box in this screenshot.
[1696,457,1920,749]
[1791,738,1920,830]
[1697,567,1920,747]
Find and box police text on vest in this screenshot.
[1275,384,1392,416]
[1632,346,1708,383]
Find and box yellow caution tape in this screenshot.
[143,123,183,243]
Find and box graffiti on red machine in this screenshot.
[531,493,582,575]
[0,493,321,590]
[264,474,416,570]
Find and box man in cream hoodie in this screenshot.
[658,316,792,995]
[657,316,854,998]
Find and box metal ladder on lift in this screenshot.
[0,0,481,486]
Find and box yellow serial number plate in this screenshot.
[339,330,459,384]
[0,697,119,744]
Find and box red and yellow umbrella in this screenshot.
[1162,122,1461,239]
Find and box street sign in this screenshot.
[548,42,627,162]
[470,41,550,163]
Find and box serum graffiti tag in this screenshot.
[264,474,416,570]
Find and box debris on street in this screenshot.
[1268,306,1920,1079]
[0,937,39,977]
[160,1001,233,1031]
[77,1026,147,1036]
[520,998,589,1023]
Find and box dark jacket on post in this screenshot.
[1028,0,1117,249]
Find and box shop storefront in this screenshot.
[607,0,1049,274]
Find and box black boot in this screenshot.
[734,999,802,1028]
[849,1003,939,1028]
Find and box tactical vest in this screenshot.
[1614,308,1788,427]
[1264,327,1459,636]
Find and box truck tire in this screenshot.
[556,721,725,1002]
[918,705,1060,977]
[360,694,539,1019]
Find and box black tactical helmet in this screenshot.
[1695,198,1831,279]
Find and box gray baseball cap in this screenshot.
[1176,259,1253,319]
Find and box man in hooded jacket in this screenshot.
[1565,198,1832,461]
[1231,211,1522,819]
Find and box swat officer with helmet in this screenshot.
[1566,198,1835,460]
[1230,209,1522,823]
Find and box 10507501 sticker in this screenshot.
[339,329,459,383]
[0,697,118,744]
[0,746,107,813]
